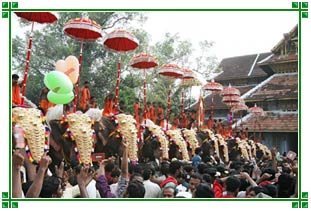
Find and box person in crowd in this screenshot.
[39,86,54,114]
[160,160,183,189]
[79,81,91,113]
[149,102,156,123]
[142,167,161,198]
[156,103,165,128]
[192,147,202,169]
[102,93,115,116]
[89,96,98,109]
[133,98,140,124]
[12,74,23,106]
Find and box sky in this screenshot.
[142,11,297,61]
[12,11,298,64]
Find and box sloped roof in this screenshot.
[244,73,298,102]
[242,112,297,132]
[215,53,272,81]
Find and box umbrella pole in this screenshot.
[211,92,215,130]
[166,84,171,131]
[240,111,243,131]
[143,69,147,124]
[253,118,257,143]
[229,106,233,137]
[115,54,121,112]
[21,21,35,105]
[73,42,84,113]
[181,80,184,115]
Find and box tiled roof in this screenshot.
[242,112,297,132]
[244,73,298,102]
[215,53,272,81]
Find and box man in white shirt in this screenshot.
[143,168,161,198]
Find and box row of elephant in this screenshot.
[12,107,272,170]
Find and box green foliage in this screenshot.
[12,12,218,113]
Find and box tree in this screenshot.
[13,12,218,116]
[12,12,145,107]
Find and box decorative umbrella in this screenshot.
[248,104,265,142]
[103,29,139,111]
[202,79,223,129]
[14,12,58,105]
[231,99,248,130]
[158,64,184,130]
[221,84,241,136]
[130,53,158,123]
[63,17,102,112]
[248,103,264,116]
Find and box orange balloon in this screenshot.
[55,60,66,72]
[64,56,79,84]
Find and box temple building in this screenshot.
[198,25,298,153]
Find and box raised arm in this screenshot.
[94,160,116,198]
[117,140,129,198]
[121,141,128,179]
[76,166,93,198]
[12,150,24,198]
[26,153,51,198]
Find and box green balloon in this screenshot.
[47,91,74,104]
[44,71,73,94]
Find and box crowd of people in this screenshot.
[11,74,298,199]
[12,141,298,198]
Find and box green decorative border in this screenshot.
[1,1,309,209]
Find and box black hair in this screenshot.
[261,167,276,180]
[183,165,194,174]
[160,161,170,177]
[111,168,121,178]
[129,163,143,175]
[12,74,19,79]
[197,163,208,175]
[130,172,143,182]
[194,183,214,198]
[225,176,241,193]
[40,176,61,198]
[277,173,295,198]
[194,147,202,155]
[169,160,182,175]
[249,186,266,195]
[127,181,145,198]
[263,184,278,198]
[104,162,115,172]
[142,168,153,180]
[239,178,249,192]
[202,174,212,184]
[190,173,203,181]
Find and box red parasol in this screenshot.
[14,12,58,105]
[158,64,183,130]
[103,29,139,111]
[202,79,223,129]
[130,53,158,123]
[248,103,264,116]
[248,104,265,142]
[63,17,102,112]
[221,84,241,136]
